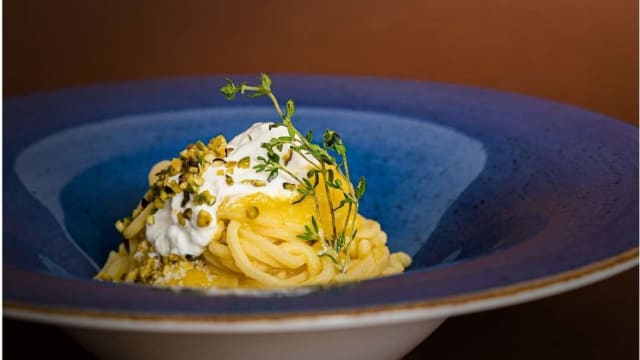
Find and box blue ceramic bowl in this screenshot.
[4,75,638,359]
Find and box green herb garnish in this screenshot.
[220,74,367,272]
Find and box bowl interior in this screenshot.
[11,106,506,277]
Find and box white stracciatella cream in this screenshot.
[146,122,310,256]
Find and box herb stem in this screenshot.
[274,161,304,184]
[221,74,368,272]
[340,153,354,236]
[290,145,318,167]
[319,162,338,241]
[242,85,286,120]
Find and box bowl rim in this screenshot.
[5,249,637,332]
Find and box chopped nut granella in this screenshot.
[197,210,213,227]
[241,179,266,187]
[177,211,186,226]
[282,148,293,166]
[181,192,191,207]
[165,253,181,265]
[171,158,182,172]
[208,135,227,157]
[237,156,251,169]
[184,184,198,195]
[246,206,260,219]
[167,181,182,194]
[212,158,226,167]
[114,134,229,237]
[195,140,208,152]
[182,173,194,184]
[225,175,234,186]
[153,198,165,209]
[193,190,216,206]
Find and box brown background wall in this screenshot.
[3,1,638,359]
[4,0,638,124]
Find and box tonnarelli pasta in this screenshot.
[96,74,411,288]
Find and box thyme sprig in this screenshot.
[220,74,367,272]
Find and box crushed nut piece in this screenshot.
[177,211,186,226]
[237,156,251,169]
[246,206,260,219]
[225,175,234,185]
[171,158,182,172]
[241,179,267,187]
[197,210,213,227]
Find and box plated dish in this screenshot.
[4,75,638,359]
[97,74,410,288]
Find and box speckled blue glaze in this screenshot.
[4,75,638,316]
